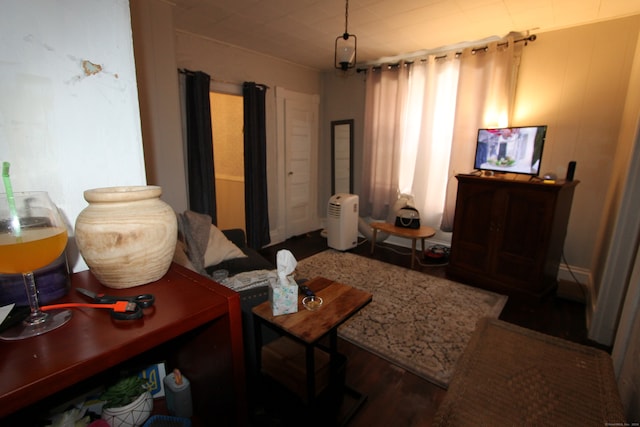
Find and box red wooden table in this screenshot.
[0,263,246,426]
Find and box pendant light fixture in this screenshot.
[335,0,357,71]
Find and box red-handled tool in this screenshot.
[41,301,140,319]
[71,288,156,320]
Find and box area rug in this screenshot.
[433,318,625,426]
[295,250,508,388]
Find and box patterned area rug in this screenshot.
[295,250,508,388]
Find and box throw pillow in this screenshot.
[173,239,196,272]
[204,224,247,267]
[177,210,212,276]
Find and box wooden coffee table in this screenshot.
[252,277,372,421]
[370,222,436,268]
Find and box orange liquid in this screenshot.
[0,227,68,274]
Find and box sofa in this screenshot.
[172,210,279,400]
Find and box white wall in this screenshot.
[0,0,146,272]
[131,0,187,212]
[514,15,640,284]
[589,20,640,347]
[320,72,366,217]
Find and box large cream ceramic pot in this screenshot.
[75,186,177,289]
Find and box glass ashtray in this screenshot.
[302,295,323,311]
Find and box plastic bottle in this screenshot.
[163,368,193,418]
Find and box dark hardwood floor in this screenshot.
[256,230,597,426]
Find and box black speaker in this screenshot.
[566,161,576,181]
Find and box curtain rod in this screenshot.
[356,34,536,73]
[244,81,270,90]
[178,68,200,75]
[178,69,269,90]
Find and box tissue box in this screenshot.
[269,276,298,316]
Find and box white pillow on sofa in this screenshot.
[204,224,247,267]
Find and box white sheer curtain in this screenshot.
[402,56,461,229]
[441,39,521,230]
[361,37,521,230]
[361,63,410,221]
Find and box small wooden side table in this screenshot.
[370,222,436,268]
[252,277,372,420]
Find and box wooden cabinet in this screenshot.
[447,175,578,298]
[0,263,246,426]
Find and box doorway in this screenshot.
[209,92,245,231]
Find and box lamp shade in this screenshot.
[335,33,357,70]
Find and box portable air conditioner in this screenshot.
[327,193,359,251]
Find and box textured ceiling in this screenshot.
[171,0,640,71]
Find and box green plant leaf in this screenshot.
[100,376,150,409]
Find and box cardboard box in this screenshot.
[139,362,167,398]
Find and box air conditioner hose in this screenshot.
[358,217,389,243]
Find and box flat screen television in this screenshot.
[474,125,547,176]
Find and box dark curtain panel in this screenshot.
[243,82,271,249]
[184,70,217,223]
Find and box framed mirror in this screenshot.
[331,119,354,195]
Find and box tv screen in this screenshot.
[474,125,547,176]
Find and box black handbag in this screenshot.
[395,206,420,229]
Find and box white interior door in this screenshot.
[276,87,319,239]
